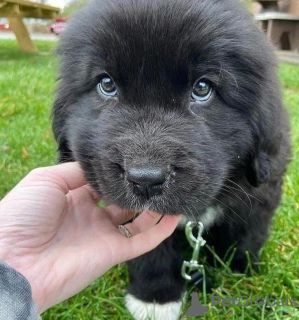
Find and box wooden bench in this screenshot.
[0,0,60,53]
[255,12,299,50]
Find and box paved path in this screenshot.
[0,31,57,41]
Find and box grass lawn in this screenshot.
[0,39,298,320]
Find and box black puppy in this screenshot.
[53,0,290,319]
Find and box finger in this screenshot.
[19,162,87,194]
[85,184,102,202]
[67,184,102,205]
[105,205,137,225]
[122,210,162,236]
[118,215,181,262]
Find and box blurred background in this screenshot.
[0,1,298,319]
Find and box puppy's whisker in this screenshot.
[198,191,247,225]
[217,190,250,209]
[211,179,261,210]
[222,178,256,216]
[219,61,239,94]
[219,186,252,211]
[113,189,128,203]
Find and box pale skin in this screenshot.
[0,162,181,313]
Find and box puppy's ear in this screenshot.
[245,92,282,188]
[52,88,74,163]
[246,150,270,188]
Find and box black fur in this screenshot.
[52,0,291,314]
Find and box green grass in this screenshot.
[0,40,298,320]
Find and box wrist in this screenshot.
[0,239,14,267]
[0,245,46,313]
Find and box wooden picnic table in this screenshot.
[253,0,299,51]
[0,0,60,53]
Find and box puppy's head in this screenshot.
[53,0,280,218]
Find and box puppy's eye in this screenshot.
[191,79,213,102]
[97,75,117,97]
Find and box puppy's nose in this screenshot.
[127,167,168,199]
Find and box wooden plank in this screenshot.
[256,12,299,20]
[0,3,19,17]
[4,0,59,12]
[8,16,38,53]
[1,8,57,18]
[0,2,59,18]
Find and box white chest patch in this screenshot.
[178,206,222,230]
[126,294,182,320]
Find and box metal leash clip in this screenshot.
[181,221,206,281]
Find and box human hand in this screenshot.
[0,163,181,313]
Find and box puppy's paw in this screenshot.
[125,294,182,320]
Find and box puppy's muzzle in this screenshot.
[126,167,170,199]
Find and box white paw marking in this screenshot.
[126,294,182,320]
